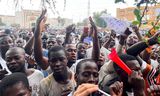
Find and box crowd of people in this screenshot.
[1,9,160,96]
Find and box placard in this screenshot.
[100,14,130,35]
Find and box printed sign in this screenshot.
[100,14,130,35]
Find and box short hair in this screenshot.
[113,54,137,74]
[0,72,29,96]
[48,45,66,59]
[76,42,84,48]
[6,47,25,56]
[5,29,11,34]
[76,59,97,74]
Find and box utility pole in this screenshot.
[87,0,90,17]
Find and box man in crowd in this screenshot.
[0,72,32,96]
[76,43,87,59]
[5,47,44,96]
[113,54,145,96]
[68,59,99,96]
[39,46,75,96]
[65,44,77,67]
[34,9,78,70]
[0,33,13,80]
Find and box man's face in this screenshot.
[0,36,13,53]
[77,43,86,59]
[47,38,57,50]
[3,82,31,96]
[56,39,63,46]
[16,39,24,48]
[5,49,25,73]
[76,61,99,86]
[65,44,77,63]
[49,50,68,75]
[97,53,105,68]
[127,35,138,47]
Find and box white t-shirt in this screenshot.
[28,69,44,96]
[0,56,11,74]
[151,59,159,68]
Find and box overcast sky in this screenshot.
[0,0,135,22]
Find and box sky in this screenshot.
[0,0,135,23]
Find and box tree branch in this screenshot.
[138,2,149,28]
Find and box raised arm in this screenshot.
[126,31,160,56]
[90,17,100,61]
[24,35,34,55]
[132,25,143,41]
[117,28,132,54]
[132,26,151,63]
[63,24,75,45]
[34,9,49,70]
[103,31,115,50]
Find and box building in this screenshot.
[46,18,73,28]
[15,10,41,28]
[0,9,73,29]
[0,15,15,26]
[117,5,160,22]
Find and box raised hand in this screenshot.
[89,17,96,29]
[35,9,47,33]
[110,30,116,41]
[66,24,75,34]
[73,84,98,96]
[119,28,132,45]
[109,81,123,96]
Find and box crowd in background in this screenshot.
[0,9,160,96]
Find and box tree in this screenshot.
[0,22,6,26]
[57,16,66,26]
[0,18,6,26]
[93,10,107,28]
[115,0,160,40]
[12,0,66,15]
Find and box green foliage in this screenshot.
[134,8,141,22]
[0,18,6,26]
[132,20,140,25]
[155,26,160,30]
[0,22,6,26]
[57,16,65,26]
[151,22,154,26]
[10,23,20,27]
[157,14,160,19]
[81,18,88,26]
[115,0,125,3]
[92,11,107,28]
